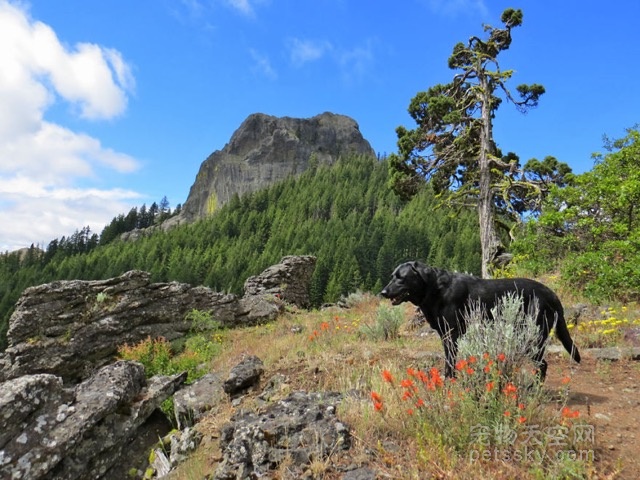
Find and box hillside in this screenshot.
[0,155,481,350]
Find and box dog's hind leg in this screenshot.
[532,341,548,383]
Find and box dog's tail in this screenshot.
[555,312,581,363]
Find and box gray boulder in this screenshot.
[244,255,317,308]
[214,391,349,479]
[173,373,226,429]
[0,271,238,383]
[222,355,264,396]
[0,361,186,480]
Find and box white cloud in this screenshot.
[225,0,255,17]
[286,37,375,84]
[249,49,277,80]
[288,38,333,66]
[0,1,140,252]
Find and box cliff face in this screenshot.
[179,112,375,222]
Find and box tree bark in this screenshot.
[478,72,503,278]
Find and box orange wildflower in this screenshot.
[482,352,490,360]
[561,407,580,418]
[497,353,506,362]
[415,398,425,408]
[407,408,414,416]
[371,391,382,403]
[374,401,383,412]
[561,376,571,385]
[382,369,394,383]
[486,381,495,392]
[402,390,413,400]
[320,322,330,331]
[417,370,429,385]
[503,383,517,396]
[504,411,511,417]
[401,378,415,389]
[466,367,475,375]
[455,359,467,371]
[517,416,527,424]
[430,367,444,388]
[468,355,477,364]
[407,367,418,377]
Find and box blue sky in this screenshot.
[1,0,639,252]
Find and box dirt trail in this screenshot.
[545,352,640,479]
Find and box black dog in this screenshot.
[380,261,580,380]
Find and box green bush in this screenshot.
[360,302,404,340]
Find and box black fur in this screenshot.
[380,261,581,380]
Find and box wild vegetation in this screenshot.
[510,126,640,303]
[0,154,481,350]
[137,291,634,479]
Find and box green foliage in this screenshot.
[512,127,640,302]
[117,334,221,383]
[0,155,482,349]
[359,303,404,341]
[186,309,221,333]
[388,8,570,277]
[370,294,590,476]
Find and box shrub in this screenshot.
[368,294,592,475]
[359,302,403,341]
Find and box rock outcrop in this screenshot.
[244,255,317,308]
[0,271,238,384]
[0,256,315,384]
[179,112,375,222]
[0,361,186,480]
[214,391,349,480]
[0,256,322,479]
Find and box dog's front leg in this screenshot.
[441,329,459,378]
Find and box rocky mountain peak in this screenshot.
[178,112,375,222]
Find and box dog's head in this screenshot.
[380,261,433,306]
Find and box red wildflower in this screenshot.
[430,368,444,388]
[503,383,518,397]
[402,390,413,400]
[415,398,425,408]
[561,407,580,419]
[401,378,415,389]
[371,391,382,403]
[407,367,418,377]
[455,359,467,371]
[382,370,394,383]
[468,355,477,364]
[518,416,527,424]
[466,367,475,375]
[497,353,506,362]
[486,381,495,392]
[417,370,429,384]
[482,352,490,360]
[561,376,571,385]
[504,411,511,417]
[374,401,383,412]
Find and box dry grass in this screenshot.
[167,294,607,480]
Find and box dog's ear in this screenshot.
[412,262,433,285]
[434,269,452,291]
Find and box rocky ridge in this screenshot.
[177,112,375,223]
[0,256,326,479]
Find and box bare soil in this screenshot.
[545,352,640,479]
